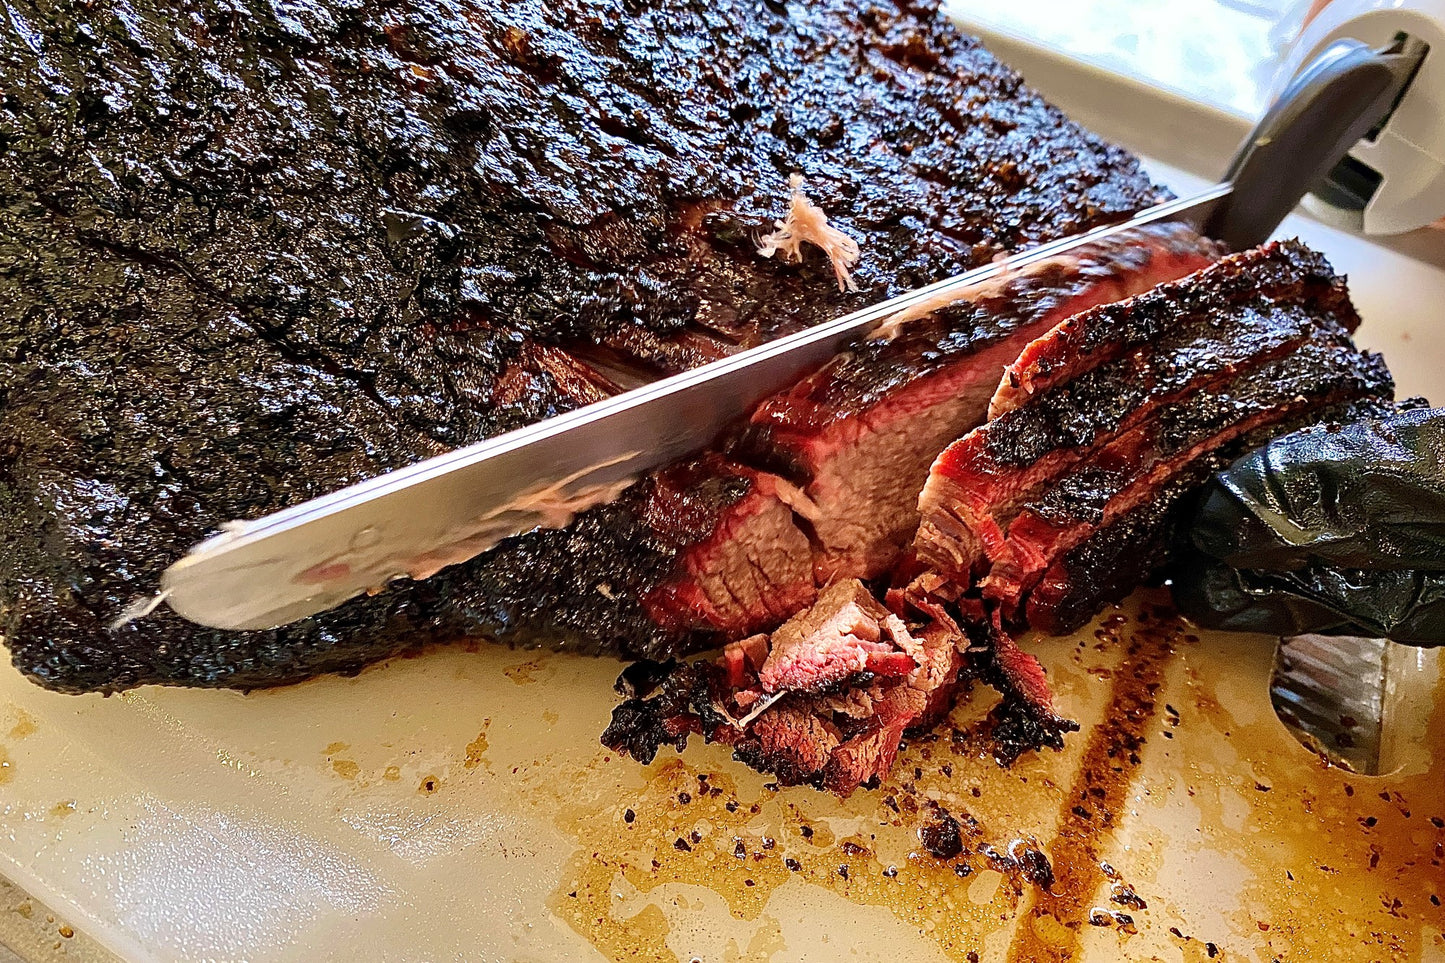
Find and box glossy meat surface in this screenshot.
[915,241,1367,583]
[0,0,1162,691]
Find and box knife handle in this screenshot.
[1206,37,1425,251]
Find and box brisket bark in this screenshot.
[0,0,1164,692]
[443,227,1215,663]
[983,337,1394,614]
[915,242,1366,584]
[988,239,1361,417]
[428,225,1218,659]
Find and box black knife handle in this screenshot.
[1206,37,1425,252]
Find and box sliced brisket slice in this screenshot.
[1025,399,1398,635]
[914,241,1363,583]
[989,240,1359,418]
[906,240,1392,759]
[606,238,1397,786]
[752,580,921,694]
[984,337,1395,615]
[601,579,970,795]
[735,224,1220,584]
[638,456,818,639]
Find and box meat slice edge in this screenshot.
[988,240,1359,418]
[906,239,1394,765]
[604,238,1400,790]
[984,338,1396,615]
[1025,398,1400,635]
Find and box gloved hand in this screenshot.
[1172,403,1445,646]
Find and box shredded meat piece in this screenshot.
[758,175,862,293]
[601,579,972,794]
[757,580,922,694]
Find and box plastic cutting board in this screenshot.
[1,54,1443,963]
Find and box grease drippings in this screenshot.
[538,591,1444,961]
[547,759,1028,963]
[1004,603,1182,962]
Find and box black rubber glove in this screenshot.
[1173,404,1445,646]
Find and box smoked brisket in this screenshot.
[0,0,1163,692]
[412,226,1220,659]
[913,240,1393,731]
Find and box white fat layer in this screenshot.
[757,174,862,293]
[108,589,173,631]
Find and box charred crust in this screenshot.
[987,695,1080,767]
[0,0,1163,691]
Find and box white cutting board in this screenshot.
[3,40,1445,963]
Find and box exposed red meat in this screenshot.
[980,620,1076,765]
[492,341,624,411]
[907,241,1391,753]
[722,634,769,689]
[602,580,970,795]
[983,337,1392,614]
[989,239,1359,417]
[915,241,1364,584]
[638,455,817,638]
[737,224,1220,586]
[1022,398,1397,636]
[989,613,1054,716]
[605,240,1396,791]
[751,707,843,778]
[757,580,922,694]
[597,326,741,377]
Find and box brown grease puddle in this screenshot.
[0,706,35,786]
[542,592,1445,961]
[1005,610,1181,962]
[464,721,492,771]
[7,708,36,741]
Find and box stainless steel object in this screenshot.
[160,39,1422,632]
[1271,634,1390,773]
